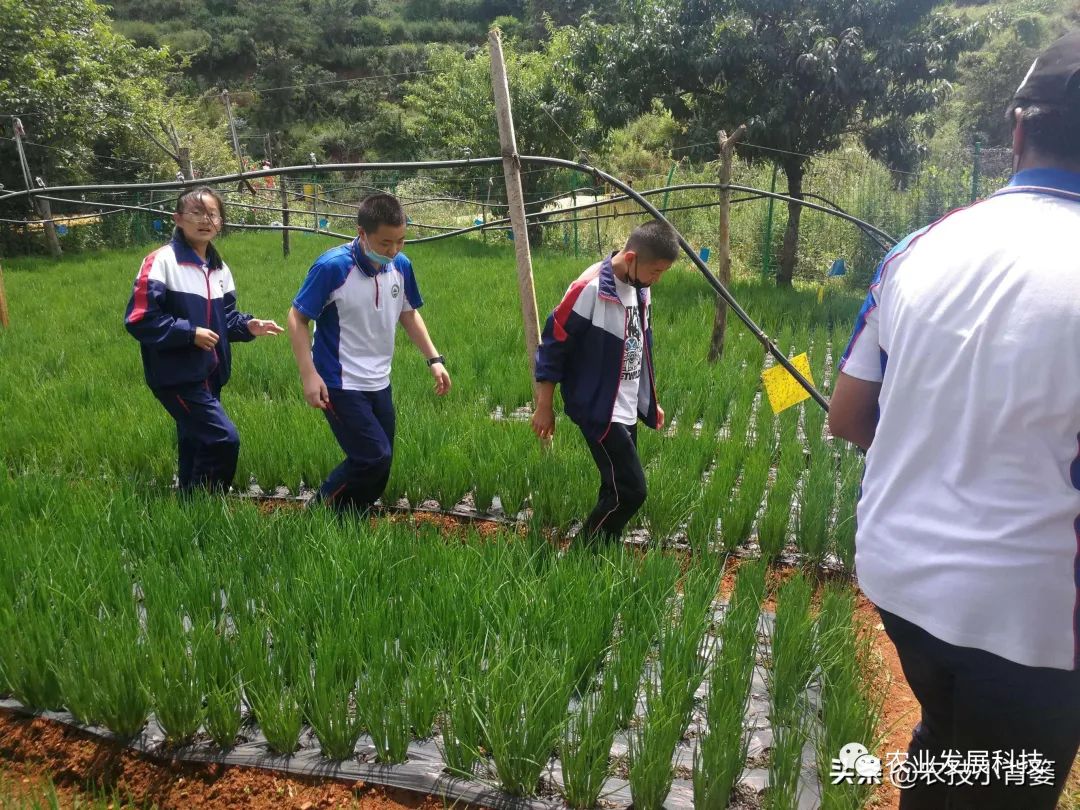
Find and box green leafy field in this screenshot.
[0,476,880,808]
[0,230,864,559]
[0,231,883,807]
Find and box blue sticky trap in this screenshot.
[699,246,711,263]
[56,225,68,236]
[319,218,329,229]
[505,229,514,240]
[828,258,847,277]
[406,216,413,224]
[474,218,484,227]
[152,219,164,232]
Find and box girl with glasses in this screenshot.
[124,186,283,494]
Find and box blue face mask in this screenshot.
[360,236,394,267]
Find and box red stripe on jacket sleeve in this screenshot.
[552,277,592,342]
[126,250,160,324]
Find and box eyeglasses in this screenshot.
[182,210,223,225]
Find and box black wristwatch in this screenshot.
[427,355,446,367]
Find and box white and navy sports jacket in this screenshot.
[124,232,254,390]
[535,254,658,441]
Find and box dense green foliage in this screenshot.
[0,0,172,190]
[2,0,1076,273]
[3,1,1071,183]
[564,0,1014,284]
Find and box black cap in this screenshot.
[1013,30,1080,108]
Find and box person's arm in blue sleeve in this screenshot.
[124,255,195,348]
[532,278,596,441]
[224,291,255,342]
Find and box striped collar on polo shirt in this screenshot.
[995,167,1080,202]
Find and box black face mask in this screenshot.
[628,258,650,289]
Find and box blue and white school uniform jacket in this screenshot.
[125,233,253,390]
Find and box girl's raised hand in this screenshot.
[248,318,284,337]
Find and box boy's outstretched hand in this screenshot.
[430,362,451,396]
[531,405,555,442]
[248,318,284,337]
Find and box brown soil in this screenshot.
[253,498,508,541]
[0,712,461,810]
[387,509,507,540]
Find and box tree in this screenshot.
[568,0,982,285]
[598,100,682,182]
[955,9,1064,148]
[0,0,174,193]
[403,29,598,244]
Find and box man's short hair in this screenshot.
[625,220,680,263]
[357,192,405,232]
[1013,104,1080,163]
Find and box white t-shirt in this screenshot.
[839,168,1080,671]
[611,275,643,425]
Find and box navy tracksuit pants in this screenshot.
[153,376,240,494]
[317,386,395,513]
[581,423,647,543]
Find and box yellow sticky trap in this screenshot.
[817,284,825,305]
[762,352,815,414]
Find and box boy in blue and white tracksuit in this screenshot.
[125,187,283,493]
[532,221,680,544]
[287,193,451,514]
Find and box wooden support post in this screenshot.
[178,147,194,182]
[280,175,291,258]
[708,124,747,363]
[12,119,61,258]
[222,90,255,193]
[488,29,542,390]
[482,177,493,242]
[0,259,10,329]
[36,194,62,259]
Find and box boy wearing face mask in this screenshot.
[531,220,679,545]
[287,192,451,514]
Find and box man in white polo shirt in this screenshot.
[830,31,1080,809]
[287,192,451,514]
